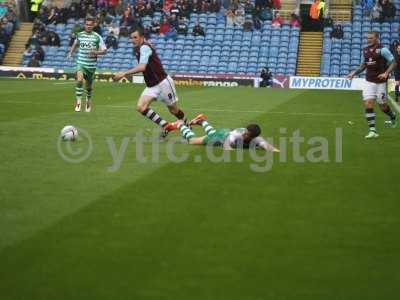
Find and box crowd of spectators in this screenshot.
[367,0,397,22]
[0,1,18,64]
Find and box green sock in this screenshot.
[75,82,83,101]
[201,120,216,137]
[180,124,195,140]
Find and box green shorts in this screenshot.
[202,128,230,146]
[76,64,96,83]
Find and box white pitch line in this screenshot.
[388,95,400,113]
[53,82,76,85]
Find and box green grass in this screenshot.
[0,78,399,299]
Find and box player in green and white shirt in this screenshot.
[67,17,107,112]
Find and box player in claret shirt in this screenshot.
[347,31,397,139]
[114,27,187,138]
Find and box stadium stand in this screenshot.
[320,1,400,77]
[0,0,18,65]
[19,0,300,76]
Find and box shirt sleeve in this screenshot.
[98,36,107,51]
[139,45,153,64]
[380,47,394,63]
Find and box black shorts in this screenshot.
[394,69,400,81]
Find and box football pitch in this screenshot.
[0,78,399,299]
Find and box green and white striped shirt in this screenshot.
[76,31,106,69]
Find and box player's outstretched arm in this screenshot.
[114,64,147,80]
[347,63,366,80]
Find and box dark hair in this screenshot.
[246,124,261,138]
[368,31,379,38]
[132,26,145,37]
[85,17,95,23]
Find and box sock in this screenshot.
[85,88,92,101]
[179,124,195,140]
[141,108,168,128]
[75,82,83,102]
[395,85,399,97]
[382,105,396,121]
[200,120,216,137]
[365,108,376,131]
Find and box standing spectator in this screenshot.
[272,11,284,26]
[105,32,118,49]
[371,2,382,21]
[192,21,205,36]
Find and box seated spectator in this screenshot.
[272,11,284,26]
[48,31,60,46]
[23,46,34,62]
[46,7,59,25]
[120,9,134,28]
[272,0,281,9]
[209,0,221,13]
[244,0,254,14]
[169,13,178,29]
[1,17,13,36]
[164,27,178,41]
[259,6,272,21]
[108,21,120,37]
[260,67,273,87]
[143,2,154,17]
[159,16,170,35]
[28,54,41,67]
[191,0,202,14]
[381,0,396,22]
[170,3,180,15]
[31,45,44,61]
[135,0,146,17]
[177,16,188,35]
[150,20,160,34]
[371,2,382,21]
[243,17,253,31]
[192,22,205,36]
[27,30,41,48]
[180,3,191,18]
[290,13,301,28]
[234,7,245,26]
[225,8,235,26]
[330,24,343,39]
[105,33,118,49]
[201,0,209,12]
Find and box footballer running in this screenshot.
[114,27,187,138]
[67,17,107,112]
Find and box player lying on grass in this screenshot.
[173,114,280,151]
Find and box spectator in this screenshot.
[272,11,284,27]
[23,46,34,62]
[260,67,273,87]
[32,45,44,61]
[93,20,102,35]
[191,0,201,14]
[180,3,191,18]
[201,0,209,13]
[143,2,154,17]
[159,16,170,35]
[28,54,41,67]
[381,0,396,22]
[244,0,254,14]
[323,14,333,27]
[27,30,41,47]
[1,17,13,36]
[243,17,253,31]
[330,23,343,39]
[108,21,120,37]
[318,0,326,19]
[192,21,205,36]
[272,0,281,9]
[290,13,301,28]
[120,9,134,28]
[46,7,58,24]
[362,0,375,15]
[225,8,235,26]
[234,7,245,26]
[371,2,382,21]
[258,6,272,21]
[177,16,188,35]
[169,13,178,29]
[150,20,160,34]
[48,31,60,46]
[105,33,118,49]
[209,0,221,13]
[69,32,76,47]
[170,2,180,15]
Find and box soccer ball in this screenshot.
[60,125,78,141]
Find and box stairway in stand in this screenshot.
[296,31,323,76]
[2,22,33,66]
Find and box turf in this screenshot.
[0,78,399,299]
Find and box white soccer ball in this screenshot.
[60,125,78,141]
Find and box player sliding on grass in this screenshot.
[174,114,280,151]
[114,27,186,138]
[67,17,107,112]
[347,31,397,139]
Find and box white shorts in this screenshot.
[362,81,387,104]
[141,75,178,106]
